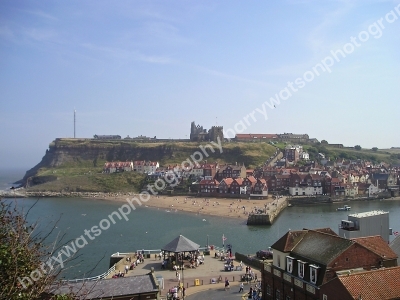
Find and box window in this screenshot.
[298,261,305,278]
[286,256,294,273]
[310,265,319,284]
[275,289,281,300]
[266,285,271,295]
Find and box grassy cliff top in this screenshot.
[25,139,277,193]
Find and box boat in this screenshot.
[337,205,351,211]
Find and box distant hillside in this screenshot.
[20,138,277,192]
[272,142,400,164]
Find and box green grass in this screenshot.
[27,138,399,193]
[27,139,277,192]
[28,170,146,193]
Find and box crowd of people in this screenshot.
[161,250,205,270]
[167,285,186,300]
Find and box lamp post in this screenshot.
[181,252,185,300]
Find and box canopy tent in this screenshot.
[161,235,201,271]
[162,235,200,253]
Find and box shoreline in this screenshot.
[2,190,400,220]
[1,190,278,220]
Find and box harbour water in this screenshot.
[1,170,400,279]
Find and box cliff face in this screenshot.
[20,138,275,188]
[21,139,175,186]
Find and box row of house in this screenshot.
[102,157,399,198]
[198,176,268,196]
[255,158,400,197]
[103,161,159,174]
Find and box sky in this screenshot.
[1,0,400,170]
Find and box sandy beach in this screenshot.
[85,193,278,219]
[140,195,276,219]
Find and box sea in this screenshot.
[1,169,400,280]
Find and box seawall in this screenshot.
[246,198,287,225]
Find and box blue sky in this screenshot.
[1,0,400,169]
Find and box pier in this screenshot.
[81,247,263,298]
[246,197,287,225]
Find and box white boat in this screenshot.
[337,205,351,211]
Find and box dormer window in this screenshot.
[286,256,294,273]
[298,260,306,278]
[309,264,319,284]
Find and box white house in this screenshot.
[289,186,323,196]
[300,152,309,160]
[368,183,379,196]
[189,165,204,177]
[103,161,133,173]
[133,161,159,173]
[143,161,159,174]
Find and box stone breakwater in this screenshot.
[247,197,287,225]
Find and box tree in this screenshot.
[321,140,328,144]
[372,147,378,152]
[354,145,362,150]
[0,200,75,300]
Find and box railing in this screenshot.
[63,264,116,283]
[131,247,212,256]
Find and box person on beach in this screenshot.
[248,287,253,299]
[224,278,230,290]
[239,282,244,293]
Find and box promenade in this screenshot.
[109,250,262,298]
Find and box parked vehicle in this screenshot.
[256,247,273,259]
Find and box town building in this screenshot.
[47,274,160,300]
[277,133,310,143]
[338,210,391,243]
[93,134,121,140]
[133,161,159,173]
[189,121,223,142]
[235,133,278,142]
[320,266,400,300]
[103,161,134,173]
[199,178,219,193]
[262,228,398,300]
[215,164,246,181]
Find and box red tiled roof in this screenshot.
[234,178,244,185]
[199,179,219,185]
[338,266,400,300]
[246,176,257,183]
[352,236,398,260]
[220,178,234,186]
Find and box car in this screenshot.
[256,247,273,259]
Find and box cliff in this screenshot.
[19,138,276,192]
